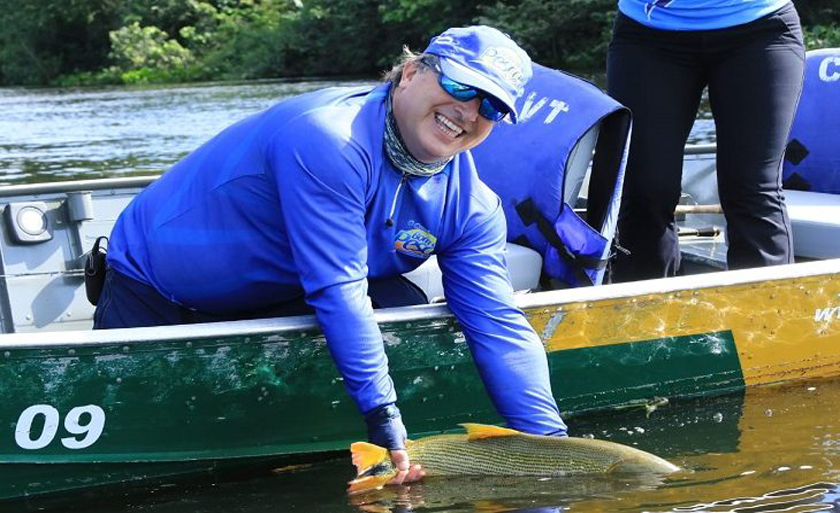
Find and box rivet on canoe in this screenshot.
[68,349,76,356]
[186,341,193,348]
[122,346,129,353]
[115,377,122,384]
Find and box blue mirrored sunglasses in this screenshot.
[435,71,510,122]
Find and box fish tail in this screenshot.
[350,442,389,475]
[347,474,393,494]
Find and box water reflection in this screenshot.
[348,473,667,513]
[660,482,839,512]
[345,379,840,512]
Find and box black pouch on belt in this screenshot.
[84,236,108,305]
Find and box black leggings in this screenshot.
[607,3,805,281]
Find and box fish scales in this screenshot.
[407,434,630,475]
[348,424,679,494]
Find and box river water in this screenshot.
[0,79,371,185]
[0,78,715,186]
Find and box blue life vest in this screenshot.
[471,64,631,287]
[784,48,840,194]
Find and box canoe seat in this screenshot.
[784,189,840,259]
[403,243,543,303]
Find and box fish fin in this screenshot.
[350,442,388,475]
[460,423,521,440]
[347,474,392,495]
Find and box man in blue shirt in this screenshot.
[95,26,567,485]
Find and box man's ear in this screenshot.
[398,61,420,88]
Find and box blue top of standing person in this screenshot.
[618,0,791,30]
[106,80,566,437]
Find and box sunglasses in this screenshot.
[423,59,510,122]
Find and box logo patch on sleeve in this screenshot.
[395,221,437,258]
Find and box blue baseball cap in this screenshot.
[424,26,532,123]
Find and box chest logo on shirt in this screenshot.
[395,221,437,258]
[645,0,674,18]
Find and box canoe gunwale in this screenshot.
[520,257,840,310]
[0,176,160,198]
[1,257,837,350]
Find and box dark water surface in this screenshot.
[0,78,715,186]
[25,377,840,513]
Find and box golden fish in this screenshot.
[348,423,679,494]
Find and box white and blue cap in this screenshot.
[424,25,532,123]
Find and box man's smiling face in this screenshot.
[392,61,495,163]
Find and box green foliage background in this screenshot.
[0,0,838,86]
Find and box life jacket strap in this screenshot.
[515,198,609,287]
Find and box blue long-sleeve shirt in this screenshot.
[108,84,566,435]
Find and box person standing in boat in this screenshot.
[93,26,567,485]
[607,0,805,280]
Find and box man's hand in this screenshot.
[387,449,425,485]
